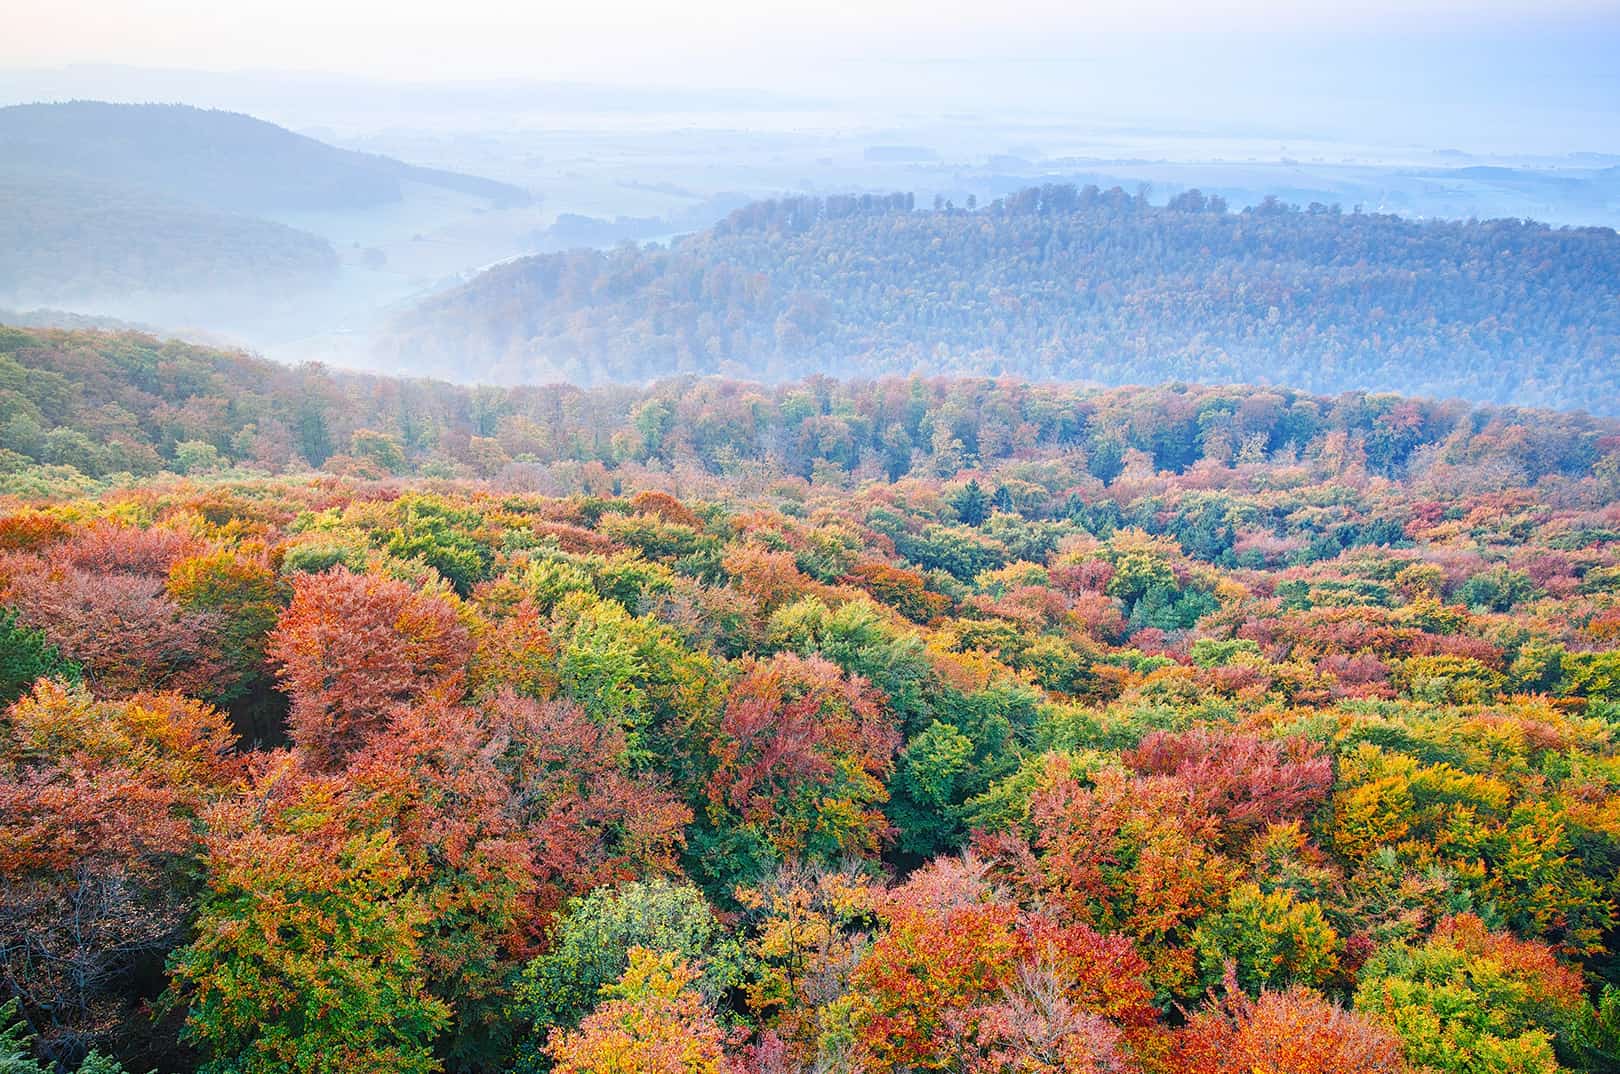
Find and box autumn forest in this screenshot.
[0,327,1618,1074]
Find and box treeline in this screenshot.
[3,327,1617,504]
[383,184,1620,411]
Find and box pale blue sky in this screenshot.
[8,0,1619,82]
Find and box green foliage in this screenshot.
[1353,917,1591,1074]
[512,879,743,1067]
[167,820,450,1074]
[1192,883,1340,994]
[0,606,79,704]
[1459,568,1538,613]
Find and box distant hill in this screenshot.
[381,186,1620,413]
[0,171,339,305]
[0,101,537,308]
[0,101,532,214]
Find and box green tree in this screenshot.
[512,879,741,1069]
[165,767,450,1074]
[0,607,79,705]
[950,479,990,526]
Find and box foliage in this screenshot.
[544,948,729,1074]
[0,366,1616,1074]
[515,879,741,1059]
[1353,914,1596,1074]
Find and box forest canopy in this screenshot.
[2,325,1620,1074]
[1,325,1615,496]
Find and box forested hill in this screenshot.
[0,171,339,304]
[383,186,1620,412]
[3,325,1616,500]
[0,101,532,214]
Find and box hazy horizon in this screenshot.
[6,5,1620,154]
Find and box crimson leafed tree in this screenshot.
[267,567,471,770]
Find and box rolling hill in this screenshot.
[0,101,532,309]
[381,186,1620,412]
[0,101,531,214]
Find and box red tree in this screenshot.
[710,652,898,860]
[0,680,240,1061]
[267,567,471,770]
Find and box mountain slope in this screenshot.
[381,187,1620,412]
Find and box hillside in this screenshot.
[0,101,535,309]
[2,325,1615,496]
[383,187,1620,412]
[0,171,339,305]
[0,101,532,215]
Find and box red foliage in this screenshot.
[1059,592,1124,644]
[1051,560,1115,595]
[0,680,240,877]
[0,680,240,1056]
[723,544,816,614]
[1171,984,1406,1074]
[1317,653,1394,699]
[5,563,230,698]
[630,489,705,529]
[1408,632,1505,667]
[267,567,471,770]
[843,562,950,624]
[1124,728,1333,840]
[847,896,1020,1072]
[1431,913,1587,1007]
[483,690,691,934]
[59,522,203,576]
[0,511,70,552]
[709,652,898,858]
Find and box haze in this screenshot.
[3,0,1618,374]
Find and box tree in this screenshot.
[1124,728,1333,845]
[1353,914,1592,1074]
[165,549,285,715]
[1173,983,1406,1074]
[0,606,78,704]
[1191,883,1340,994]
[0,681,238,1064]
[951,480,991,527]
[5,564,228,700]
[165,758,450,1074]
[839,891,1020,1073]
[342,698,534,1065]
[349,429,407,474]
[267,567,470,770]
[735,864,878,1061]
[515,879,739,1062]
[545,948,730,1074]
[486,691,691,926]
[708,653,899,862]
